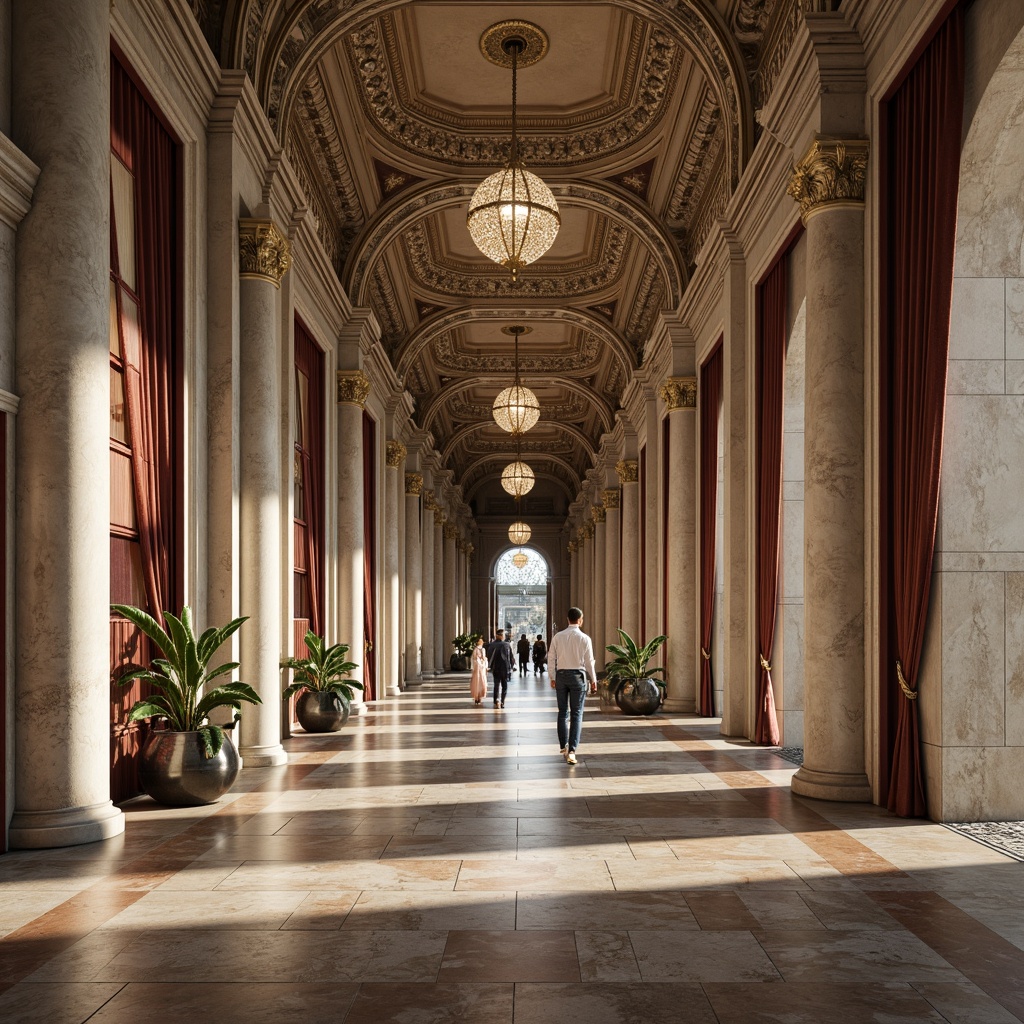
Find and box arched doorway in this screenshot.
[494,546,550,643]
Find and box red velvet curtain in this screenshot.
[755,258,786,745]
[884,8,964,817]
[294,320,324,637]
[699,341,723,716]
[362,411,377,701]
[110,57,177,622]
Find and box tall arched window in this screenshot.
[495,546,549,640]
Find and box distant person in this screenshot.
[532,634,547,675]
[547,607,598,764]
[517,633,531,675]
[469,635,487,705]
[488,628,514,709]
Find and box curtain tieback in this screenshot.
[759,652,771,673]
[896,659,917,700]
[701,647,710,661]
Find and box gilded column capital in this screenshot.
[443,522,457,541]
[238,218,291,286]
[434,509,446,526]
[602,488,620,509]
[615,459,639,484]
[659,376,697,411]
[337,370,371,407]
[582,521,594,540]
[787,135,869,221]
[422,488,436,511]
[466,543,475,561]
[385,440,407,468]
[405,472,423,496]
[591,505,606,524]
[568,540,577,554]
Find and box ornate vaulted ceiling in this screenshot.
[201,0,787,516]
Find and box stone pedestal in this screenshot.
[788,138,872,802]
[618,461,640,639]
[404,473,423,683]
[661,378,698,714]
[383,441,404,696]
[337,372,370,714]
[9,0,124,847]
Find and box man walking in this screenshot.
[488,628,514,709]
[547,607,598,764]
[517,633,531,675]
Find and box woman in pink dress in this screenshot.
[469,635,488,704]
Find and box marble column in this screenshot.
[235,219,290,766]
[643,393,663,640]
[788,137,872,801]
[443,523,458,670]
[578,524,590,628]
[591,505,606,655]
[383,441,405,697]
[465,543,475,635]
[433,509,445,671]
[568,540,578,610]
[660,377,699,713]
[420,490,435,675]
[9,0,125,847]
[618,460,641,639]
[337,371,370,714]
[404,472,423,684]
[603,488,622,658]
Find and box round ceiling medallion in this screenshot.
[480,20,549,69]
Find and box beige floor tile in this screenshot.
[215,858,461,891]
[455,859,614,892]
[343,890,517,930]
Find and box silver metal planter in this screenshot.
[615,677,662,716]
[296,690,350,733]
[139,729,240,806]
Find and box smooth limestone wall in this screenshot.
[920,17,1024,820]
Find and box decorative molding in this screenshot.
[450,394,587,423]
[372,158,425,200]
[668,88,722,222]
[385,440,407,467]
[368,262,407,354]
[754,0,803,109]
[616,459,639,483]
[431,331,601,375]
[602,488,620,509]
[624,256,666,355]
[434,509,446,526]
[682,166,729,268]
[405,471,423,495]
[422,488,437,511]
[345,17,678,167]
[443,523,458,541]
[336,370,371,407]
[659,376,698,410]
[591,505,606,524]
[605,158,656,203]
[238,218,291,285]
[581,520,595,540]
[787,135,869,219]
[465,438,576,456]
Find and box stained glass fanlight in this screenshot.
[492,325,539,434]
[467,22,560,282]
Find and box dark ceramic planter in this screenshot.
[140,729,240,806]
[296,690,350,733]
[615,677,662,716]
[450,654,469,672]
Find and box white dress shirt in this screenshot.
[548,624,598,686]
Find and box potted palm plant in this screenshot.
[604,629,667,716]
[111,604,261,806]
[450,632,482,672]
[281,630,361,733]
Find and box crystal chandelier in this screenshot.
[501,459,534,497]
[492,325,539,434]
[467,22,560,282]
[508,520,531,545]
[512,551,529,569]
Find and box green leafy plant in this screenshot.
[281,631,362,707]
[112,604,261,758]
[452,632,483,657]
[604,629,668,693]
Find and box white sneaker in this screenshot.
[559,747,567,759]
[566,750,577,765]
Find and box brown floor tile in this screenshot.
[513,982,718,1023]
[438,930,580,982]
[0,982,125,1024]
[629,929,781,982]
[343,982,513,1024]
[685,891,763,930]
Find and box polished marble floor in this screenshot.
[2,673,1024,1023]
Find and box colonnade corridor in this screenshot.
[2,680,1024,1023]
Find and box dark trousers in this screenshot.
[555,670,588,752]
[492,672,509,704]
[518,655,529,673]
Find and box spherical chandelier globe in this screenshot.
[492,383,540,434]
[508,521,531,545]
[512,551,529,569]
[501,460,535,497]
[468,166,560,281]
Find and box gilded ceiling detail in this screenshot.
[368,263,407,353]
[430,332,601,374]
[449,394,588,423]
[667,89,722,224]
[466,438,576,455]
[624,256,665,355]
[346,18,679,167]
[683,170,729,267]
[400,220,630,299]
[754,0,804,108]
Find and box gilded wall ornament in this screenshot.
[603,488,620,509]
[444,523,458,541]
[616,459,639,483]
[336,370,371,407]
[385,440,407,467]
[238,219,291,286]
[659,376,698,410]
[591,505,606,524]
[422,488,437,511]
[787,135,869,219]
[405,472,423,496]
[434,510,446,526]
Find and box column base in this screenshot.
[238,744,288,767]
[662,697,696,714]
[404,676,422,688]
[9,800,125,850]
[791,765,872,802]
[349,702,369,716]
[386,683,402,696]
